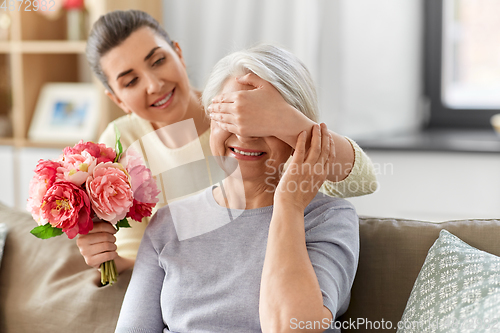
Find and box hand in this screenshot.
[209,73,305,139]
[76,220,118,269]
[274,123,334,211]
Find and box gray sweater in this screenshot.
[115,186,359,333]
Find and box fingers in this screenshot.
[84,251,118,269]
[78,231,116,246]
[77,237,118,268]
[77,221,118,269]
[88,221,117,234]
[209,94,236,119]
[235,72,265,89]
[329,134,336,164]
[211,73,267,105]
[291,131,307,163]
[211,91,236,104]
[79,238,117,257]
[286,131,306,179]
[317,123,331,166]
[209,110,235,124]
[305,124,322,162]
[211,120,239,135]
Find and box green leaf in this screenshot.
[115,218,131,232]
[114,123,123,163]
[30,223,63,239]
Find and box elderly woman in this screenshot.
[115,45,359,333]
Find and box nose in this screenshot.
[145,72,163,94]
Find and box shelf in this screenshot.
[0,137,77,149]
[19,53,80,141]
[22,138,81,149]
[19,41,86,54]
[0,42,9,53]
[1,0,162,151]
[0,137,14,146]
[357,129,500,154]
[20,8,67,41]
[0,41,86,54]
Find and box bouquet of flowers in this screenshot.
[26,126,160,285]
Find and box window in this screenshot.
[425,0,500,128]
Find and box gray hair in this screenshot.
[201,44,319,122]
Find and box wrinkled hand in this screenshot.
[274,123,334,211]
[76,219,117,269]
[208,72,296,138]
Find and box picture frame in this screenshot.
[28,83,100,143]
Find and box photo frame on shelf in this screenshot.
[28,83,100,143]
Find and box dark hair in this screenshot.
[86,10,175,92]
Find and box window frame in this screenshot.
[424,0,500,129]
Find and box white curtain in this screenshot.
[163,0,422,139]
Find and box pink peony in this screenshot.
[128,164,160,204]
[86,162,133,225]
[27,159,62,224]
[57,150,97,186]
[39,181,93,239]
[127,199,156,222]
[63,140,116,164]
[119,146,145,170]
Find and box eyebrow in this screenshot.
[144,46,161,61]
[116,69,132,80]
[115,46,162,80]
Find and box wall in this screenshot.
[162,0,423,138]
[348,151,500,221]
[339,0,423,138]
[0,147,61,210]
[0,146,15,207]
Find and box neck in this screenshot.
[213,176,277,210]
[186,90,210,137]
[153,89,210,149]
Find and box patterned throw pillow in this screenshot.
[397,229,500,333]
[0,223,7,268]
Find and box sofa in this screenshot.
[0,202,499,332]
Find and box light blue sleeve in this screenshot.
[115,213,167,333]
[305,205,360,318]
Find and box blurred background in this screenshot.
[0,0,499,221]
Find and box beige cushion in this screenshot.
[0,203,131,333]
[338,217,500,331]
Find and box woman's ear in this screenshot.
[173,41,186,68]
[104,89,132,115]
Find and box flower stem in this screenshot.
[100,259,118,286]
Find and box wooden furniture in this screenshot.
[0,0,162,148]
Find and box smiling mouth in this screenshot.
[151,89,174,107]
[230,147,265,156]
